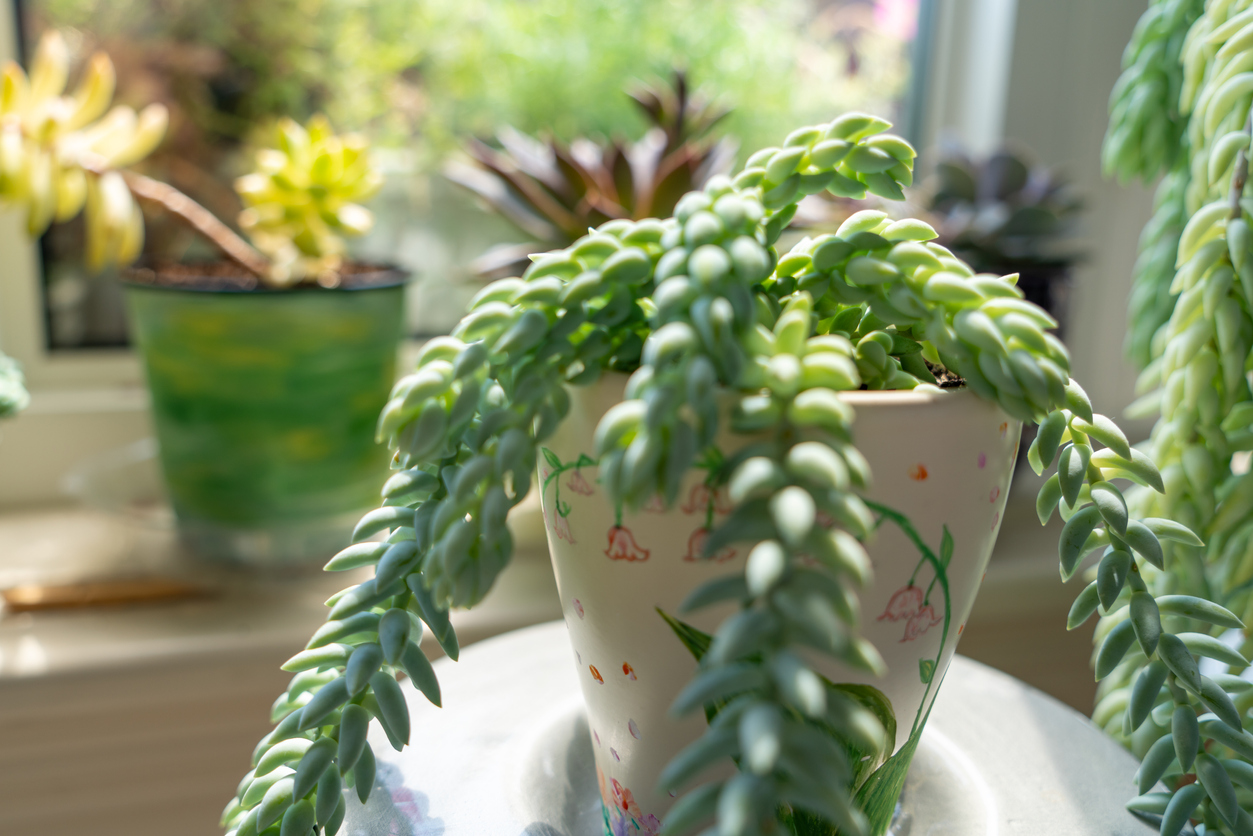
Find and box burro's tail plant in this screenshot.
[223,109,1223,836]
[1107,1,1253,834]
[0,30,378,288]
[1092,0,1253,833]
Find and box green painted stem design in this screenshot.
[854,501,954,834]
[541,448,596,521]
[661,499,955,836]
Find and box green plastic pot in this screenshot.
[124,270,406,567]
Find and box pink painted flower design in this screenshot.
[640,814,663,835]
[611,747,622,763]
[681,527,736,562]
[989,486,1000,503]
[977,452,987,469]
[572,598,584,618]
[567,469,595,496]
[680,484,732,515]
[902,603,943,642]
[605,526,650,562]
[629,719,642,739]
[878,585,923,622]
[552,511,575,544]
[611,779,639,817]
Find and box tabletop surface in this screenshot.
[343,620,1161,836]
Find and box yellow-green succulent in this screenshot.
[235,116,383,287]
[0,30,167,271]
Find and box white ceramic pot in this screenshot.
[539,376,1020,835]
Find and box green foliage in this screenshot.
[412,0,914,160]
[30,0,427,144]
[32,0,915,158]
[922,147,1083,274]
[1102,0,1204,184]
[0,355,30,418]
[226,109,1211,836]
[1103,2,1253,833]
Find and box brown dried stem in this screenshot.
[1229,107,1253,220]
[118,170,272,279]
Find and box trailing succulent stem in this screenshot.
[228,111,1209,836]
[1103,2,1253,834]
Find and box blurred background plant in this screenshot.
[0,356,29,417]
[23,0,921,340]
[235,115,382,286]
[444,72,739,279]
[919,145,1083,333]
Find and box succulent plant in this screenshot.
[921,146,1082,275]
[0,356,29,418]
[236,115,383,286]
[216,108,1227,836]
[0,31,385,290]
[0,30,167,270]
[444,71,737,278]
[1098,1,1253,833]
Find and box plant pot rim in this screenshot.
[120,262,408,295]
[591,370,974,408]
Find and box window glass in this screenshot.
[21,0,924,347]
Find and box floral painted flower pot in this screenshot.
[538,377,1020,835]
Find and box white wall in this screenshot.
[1001,0,1156,432]
[919,0,1156,432]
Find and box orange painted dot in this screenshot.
[590,665,604,684]
[622,663,637,680]
[958,623,965,635]
[999,422,1008,436]
[909,464,928,481]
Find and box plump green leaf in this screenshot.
[1160,782,1206,836]
[1143,518,1204,547]
[1037,473,1063,525]
[1121,520,1164,570]
[1156,595,1244,628]
[1128,661,1168,733]
[1199,676,1244,732]
[1059,505,1102,581]
[1068,581,1100,629]
[1089,482,1128,536]
[1058,443,1091,508]
[1173,705,1200,772]
[1136,734,1176,795]
[1029,410,1067,474]
[1178,632,1250,667]
[1095,619,1136,679]
[1097,549,1131,611]
[1129,591,1161,657]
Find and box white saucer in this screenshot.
[342,621,1157,835]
